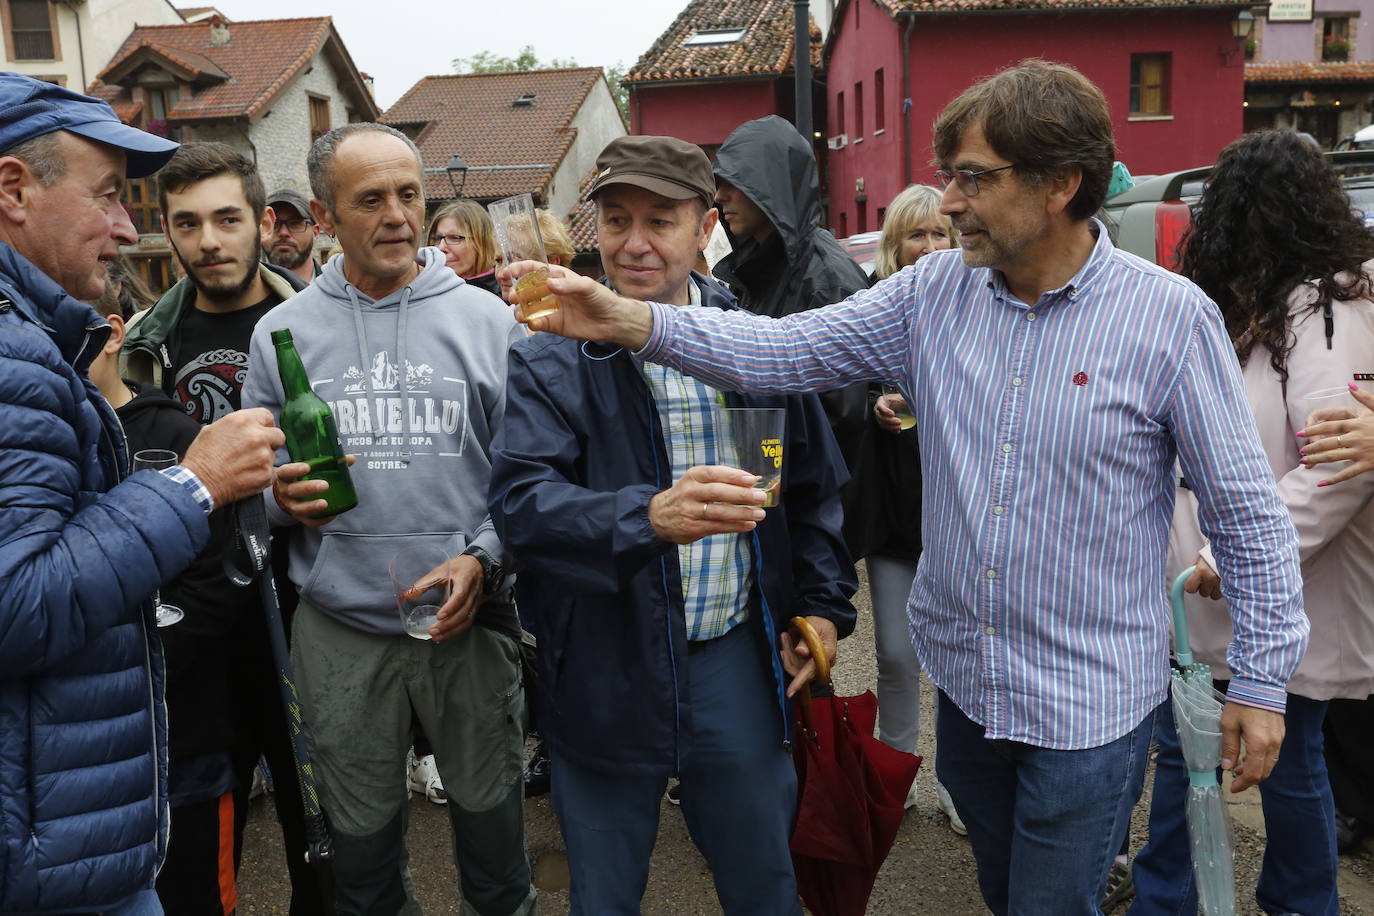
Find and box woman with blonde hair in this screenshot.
[427,199,500,296]
[536,208,575,268]
[854,184,962,832]
[873,184,955,281]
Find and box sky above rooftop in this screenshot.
[214,0,690,109]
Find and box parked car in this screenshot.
[1334,124,1374,150]
[1105,149,1374,268]
[836,230,881,276]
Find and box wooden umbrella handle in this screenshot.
[788,616,832,687]
[788,616,832,743]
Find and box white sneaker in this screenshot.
[407,750,447,806]
[935,782,967,836]
[904,780,919,810]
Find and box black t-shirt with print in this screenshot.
[171,294,279,425]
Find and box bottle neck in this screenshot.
[274,341,313,398]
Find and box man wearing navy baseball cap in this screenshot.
[0,72,285,915]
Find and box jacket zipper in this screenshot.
[97,378,167,868]
[751,531,793,749]
[645,382,684,774]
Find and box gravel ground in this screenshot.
[237,562,1374,914]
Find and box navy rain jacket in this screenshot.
[489,275,857,776]
[0,242,207,913]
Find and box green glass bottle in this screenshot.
[271,328,357,518]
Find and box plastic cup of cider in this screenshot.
[716,407,786,507]
[488,193,559,321]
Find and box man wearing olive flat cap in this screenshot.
[490,134,857,915]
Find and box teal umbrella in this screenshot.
[1169,567,1236,916]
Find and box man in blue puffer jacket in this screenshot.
[0,73,283,915]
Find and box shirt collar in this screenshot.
[985,217,1113,308]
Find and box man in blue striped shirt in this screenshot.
[507,60,1309,916]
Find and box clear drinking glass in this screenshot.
[390,547,452,641]
[881,383,916,431]
[488,193,559,320]
[1303,386,1358,429]
[130,448,186,627]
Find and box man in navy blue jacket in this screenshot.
[489,135,857,915]
[0,73,281,915]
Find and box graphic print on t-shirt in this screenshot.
[170,295,278,425]
[173,347,249,424]
[327,348,469,469]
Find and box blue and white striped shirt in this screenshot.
[638,223,1308,750]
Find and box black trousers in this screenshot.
[1324,694,1374,826]
[157,792,237,916]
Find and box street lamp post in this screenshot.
[1223,10,1255,65]
[445,154,468,198]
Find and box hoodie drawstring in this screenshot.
[397,286,413,462]
[346,280,416,463]
[347,285,379,446]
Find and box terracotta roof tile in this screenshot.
[104,96,143,124]
[90,18,371,122]
[381,68,604,203]
[877,0,1246,11]
[626,0,822,84]
[105,41,230,82]
[567,166,599,252]
[1245,60,1374,84]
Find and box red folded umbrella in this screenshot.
[788,618,922,916]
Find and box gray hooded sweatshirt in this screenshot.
[243,247,523,634]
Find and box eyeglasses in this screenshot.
[274,218,314,233]
[934,164,1016,197]
[434,233,468,248]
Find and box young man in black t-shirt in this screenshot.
[120,142,328,916]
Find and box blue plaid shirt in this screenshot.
[641,279,752,641]
[160,465,214,514]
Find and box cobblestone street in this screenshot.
[237,564,1374,914]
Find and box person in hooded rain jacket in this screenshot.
[711,115,873,546]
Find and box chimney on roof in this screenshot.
[209,14,229,46]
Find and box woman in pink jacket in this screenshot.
[1130,130,1374,916]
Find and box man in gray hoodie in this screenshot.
[241,123,534,916]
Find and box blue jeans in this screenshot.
[103,889,164,915]
[1130,691,1338,916]
[550,623,800,916]
[935,691,1153,916]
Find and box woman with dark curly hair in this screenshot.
[1131,129,1374,916]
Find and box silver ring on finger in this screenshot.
[1338,435,1347,449]
[701,501,709,519]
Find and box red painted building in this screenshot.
[825,0,1253,237]
[625,0,823,157]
